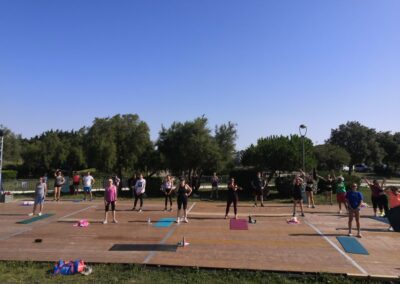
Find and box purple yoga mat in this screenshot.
[230,219,248,230]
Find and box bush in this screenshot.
[1,170,17,180]
[275,175,295,198]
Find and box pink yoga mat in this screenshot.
[230,219,248,230]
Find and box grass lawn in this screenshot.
[0,261,389,284]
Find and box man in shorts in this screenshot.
[83,172,95,201]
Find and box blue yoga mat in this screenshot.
[337,236,369,255]
[154,218,176,228]
[17,213,54,224]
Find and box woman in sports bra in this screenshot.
[176,177,192,224]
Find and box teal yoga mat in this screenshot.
[17,213,54,224]
[336,236,369,255]
[154,218,176,228]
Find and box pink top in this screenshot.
[105,185,117,202]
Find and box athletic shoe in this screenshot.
[38,212,42,216]
[103,220,108,224]
[132,207,136,211]
[138,208,143,213]
[253,203,257,207]
[260,204,265,207]
[183,218,188,223]
[348,233,353,237]
[301,213,305,217]
[356,234,362,238]
[112,220,118,224]
[338,210,342,214]
[175,218,180,224]
[28,213,34,216]
[163,208,167,212]
[307,205,311,208]
[312,205,315,209]
[224,215,228,219]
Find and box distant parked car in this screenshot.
[354,164,370,172]
[342,165,350,172]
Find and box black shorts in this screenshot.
[305,187,313,192]
[177,196,188,210]
[105,201,116,212]
[293,190,302,201]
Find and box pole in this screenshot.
[302,137,305,172]
[299,125,307,172]
[0,133,4,191]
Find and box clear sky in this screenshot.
[1,0,399,150]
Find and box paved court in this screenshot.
[0,199,399,279]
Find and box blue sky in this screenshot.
[1,0,399,150]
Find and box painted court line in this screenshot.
[58,205,97,221]
[304,220,368,276]
[143,202,197,264]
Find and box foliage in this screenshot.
[0,125,22,164]
[328,121,385,165]
[241,135,315,172]
[313,144,350,171]
[157,117,237,175]
[1,170,17,180]
[275,175,295,198]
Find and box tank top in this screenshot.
[371,185,383,198]
[178,185,187,198]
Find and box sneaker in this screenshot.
[348,233,353,237]
[312,205,315,209]
[112,220,118,224]
[132,207,136,211]
[388,227,394,232]
[38,212,42,216]
[338,210,342,214]
[301,213,305,217]
[254,203,258,207]
[183,218,189,223]
[307,205,311,208]
[261,204,265,207]
[175,218,181,224]
[138,208,143,213]
[28,213,34,216]
[356,234,362,238]
[163,208,167,212]
[224,215,228,219]
[103,220,108,224]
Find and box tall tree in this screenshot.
[314,144,350,171]
[328,121,384,165]
[0,125,22,164]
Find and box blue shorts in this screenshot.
[35,195,45,205]
[84,186,92,193]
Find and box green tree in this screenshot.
[328,121,384,165]
[242,135,315,172]
[85,114,151,176]
[0,125,22,165]
[157,117,236,175]
[313,144,350,170]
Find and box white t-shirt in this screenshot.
[83,175,94,187]
[135,179,146,194]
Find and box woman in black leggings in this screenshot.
[225,177,240,219]
[176,177,192,224]
[161,175,174,211]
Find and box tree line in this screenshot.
[1,118,400,179]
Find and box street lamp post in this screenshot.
[0,129,4,192]
[299,124,307,172]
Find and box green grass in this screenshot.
[0,261,389,284]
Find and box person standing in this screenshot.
[128,174,137,197]
[176,177,192,223]
[191,173,200,198]
[29,177,48,216]
[103,178,118,224]
[53,170,65,202]
[318,173,334,205]
[161,175,174,211]
[210,172,219,200]
[132,173,146,212]
[72,171,81,195]
[82,172,95,201]
[225,177,240,219]
[304,173,316,208]
[364,178,389,217]
[292,176,305,217]
[252,172,266,207]
[346,183,363,238]
[335,175,347,214]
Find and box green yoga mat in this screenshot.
[336,236,369,255]
[17,213,54,224]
